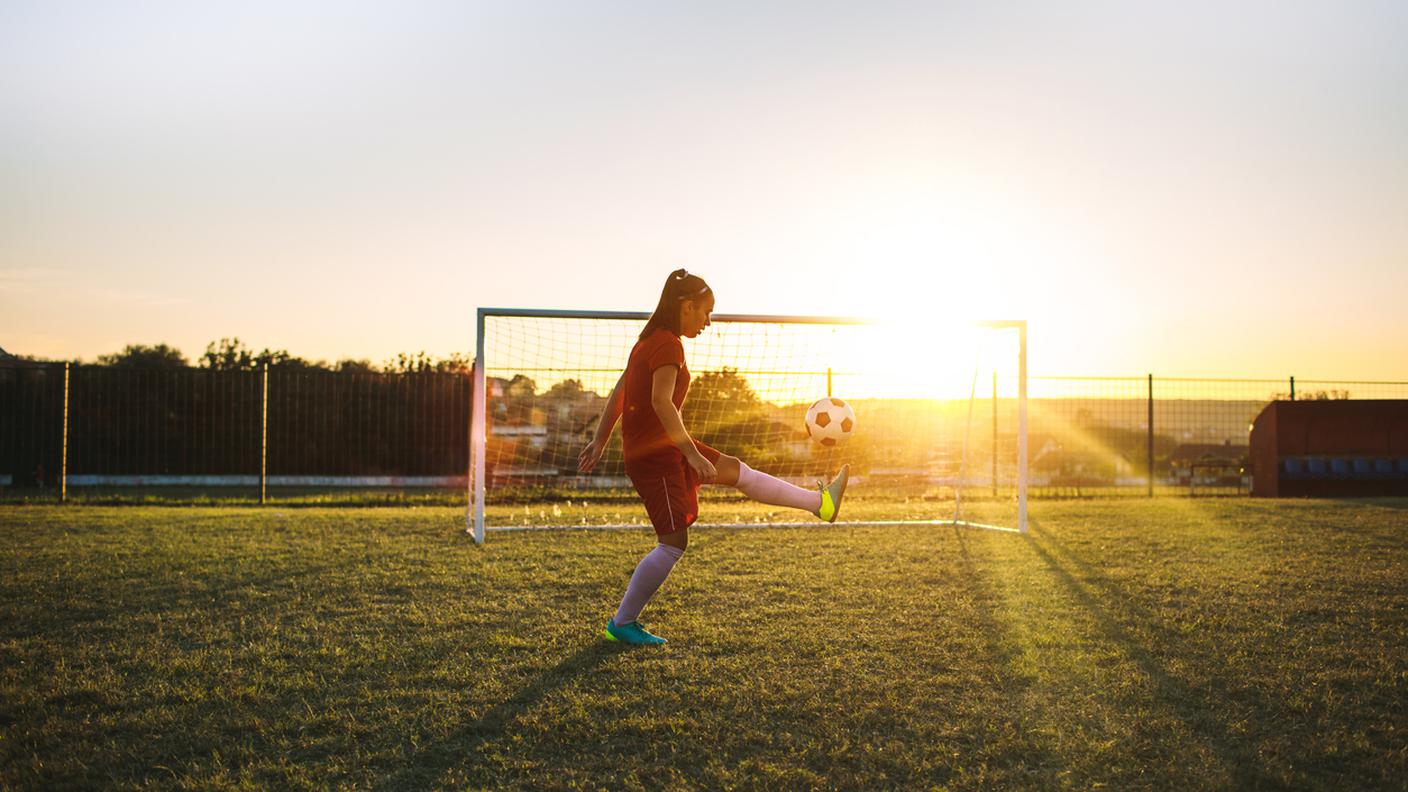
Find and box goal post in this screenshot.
[468,308,1027,543]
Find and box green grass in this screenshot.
[0,482,1248,508]
[1,499,1405,790]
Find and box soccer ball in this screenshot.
[805,397,856,447]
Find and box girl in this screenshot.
[577,269,849,645]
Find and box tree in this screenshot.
[384,352,436,374]
[335,359,378,374]
[544,378,589,402]
[200,338,320,370]
[382,351,473,374]
[682,367,764,430]
[540,379,603,461]
[681,368,771,458]
[96,343,189,368]
[202,338,256,369]
[433,353,473,374]
[502,374,538,425]
[1271,389,1351,401]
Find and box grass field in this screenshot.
[0,481,1246,508]
[2,499,1405,790]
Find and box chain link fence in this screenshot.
[2,363,468,503]
[3,362,1405,503]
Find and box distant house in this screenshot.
[491,423,548,442]
[1168,442,1248,484]
[1035,449,1134,486]
[774,421,811,458]
[1169,442,1248,466]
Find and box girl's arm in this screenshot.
[577,371,625,473]
[592,371,626,446]
[650,365,717,483]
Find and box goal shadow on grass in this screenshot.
[946,526,1066,784]
[1023,519,1288,789]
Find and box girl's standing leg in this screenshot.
[610,471,696,640]
[613,532,686,627]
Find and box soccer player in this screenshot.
[577,269,849,645]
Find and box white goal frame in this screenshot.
[468,308,1027,543]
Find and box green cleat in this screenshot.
[815,463,849,523]
[603,617,668,646]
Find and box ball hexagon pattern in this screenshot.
[804,397,856,447]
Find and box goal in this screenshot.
[468,309,1027,543]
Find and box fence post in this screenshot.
[61,362,70,503]
[1147,373,1154,497]
[261,363,268,505]
[992,371,998,498]
[826,367,832,398]
[1289,375,1295,401]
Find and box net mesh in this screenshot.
[472,313,1025,531]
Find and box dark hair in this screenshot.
[639,269,712,340]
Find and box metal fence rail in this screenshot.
[3,362,1405,501]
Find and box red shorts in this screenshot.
[626,440,723,536]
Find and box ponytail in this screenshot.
[639,269,712,340]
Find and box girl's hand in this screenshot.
[578,439,605,473]
[687,449,717,484]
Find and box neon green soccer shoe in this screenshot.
[603,617,668,646]
[815,463,849,523]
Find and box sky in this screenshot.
[3,0,1406,380]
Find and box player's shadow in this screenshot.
[372,641,623,791]
[1023,519,1290,790]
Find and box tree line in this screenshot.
[42,340,474,374]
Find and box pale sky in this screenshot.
[3,0,1406,379]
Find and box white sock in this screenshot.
[614,543,685,625]
[735,461,822,513]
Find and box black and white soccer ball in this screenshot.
[804,397,856,447]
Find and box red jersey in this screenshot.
[621,327,690,473]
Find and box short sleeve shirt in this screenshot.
[621,328,690,473]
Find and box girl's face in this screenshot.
[679,293,714,338]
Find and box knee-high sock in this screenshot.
[614,543,685,625]
[735,461,822,513]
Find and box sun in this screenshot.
[867,316,1007,400]
[828,275,1009,400]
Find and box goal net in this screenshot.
[468,309,1027,543]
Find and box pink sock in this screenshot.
[735,461,821,513]
[614,543,685,625]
